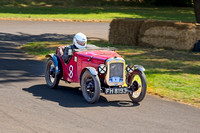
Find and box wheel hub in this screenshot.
[87,82,95,92]
[49,67,55,78]
[131,81,140,91]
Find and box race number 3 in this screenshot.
[69,65,73,78]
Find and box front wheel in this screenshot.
[81,71,101,103]
[45,58,60,89]
[127,70,147,103]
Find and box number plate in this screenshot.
[105,87,129,94]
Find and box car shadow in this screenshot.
[0,32,104,43]
[22,84,140,108]
[0,32,105,84]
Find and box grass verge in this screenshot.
[20,40,200,108]
[0,6,195,22]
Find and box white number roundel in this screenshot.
[69,65,73,78]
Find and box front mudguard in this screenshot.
[133,65,145,72]
[80,67,98,83]
[85,67,98,76]
[80,67,98,78]
[126,64,145,73]
[126,64,145,86]
[45,54,62,76]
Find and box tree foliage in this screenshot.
[193,0,200,23]
[153,0,192,7]
[0,0,193,7]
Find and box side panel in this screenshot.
[77,55,104,79]
[62,56,79,83]
[56,46,79,83]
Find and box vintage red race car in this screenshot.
[45,45,147,103]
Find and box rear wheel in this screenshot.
[128,70,147,103]
[45,58,60,89]
[81,71,100,103]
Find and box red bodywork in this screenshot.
[56,46,122,83]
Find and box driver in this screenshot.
[62,32,87,63]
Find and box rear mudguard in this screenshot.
[45,54,62,76]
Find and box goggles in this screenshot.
[77,39,87,46]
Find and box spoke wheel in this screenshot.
[45,58,60,89]
[128,70,147,103]
[81,71,100,103]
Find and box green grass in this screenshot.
[20,40,200,108]
[0,6,195,22]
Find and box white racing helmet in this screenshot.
[73,32,87,49]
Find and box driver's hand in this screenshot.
[68,49,72,55]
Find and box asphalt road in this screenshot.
[0,20,200,133]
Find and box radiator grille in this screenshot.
[109,63,123,79]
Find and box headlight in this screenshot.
[126,64,134,73]
[98,64,107,74]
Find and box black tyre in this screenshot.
[81,70,101,103]
[128,70,147,103]
[45,58,60,89]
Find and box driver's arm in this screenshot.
[62,46,72,63]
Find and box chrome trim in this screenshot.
[106,57,125,63]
